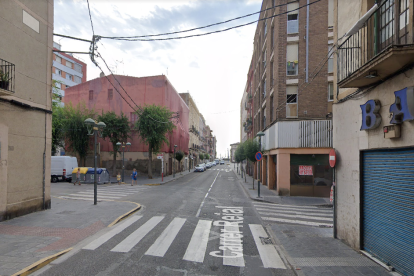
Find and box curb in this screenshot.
[107,202,141,227]
[11,248,72,276]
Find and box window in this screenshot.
[328,45,334,73]
[264,20,267,36]
[270,61,274,87]
[89,90,93,100]
[108,89,113,100]
[328,83,334,101]
[56,68,61,76]
[55,82,61,89]
[399,0,409,43]
[74,63,82,73]
[287,2,299,34]
[379,1,394,44]
[130,112,138,125]
[271,26,274,49]
[263,79,266,99]
[328,0,334,27]
[287,44,298,75]
[263,50,266,70]
[66,74,73,81]
[66,61,73,69]
[286,86,298,118]
[263,107,266,128]
[270,95,274,122]
[56,56,61,63]
[74,76,82,83]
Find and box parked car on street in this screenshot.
[51,156,78,183]
[194,165,205,172]
[206,162,213,169]
[198,163,206,170]
[220,160,225,165]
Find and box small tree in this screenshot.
[235,143,246,176]
[175,150,184,172]
[243,138,261,189]
[199,153,204,162]
[51,80,64,155]
[98,111,131,176]
[61,102,96,166]
[135,105,175,179]
[205,154,210,161]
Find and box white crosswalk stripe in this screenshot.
[82,216,286,270]
[57,185,148,201]
[253,202,333,227]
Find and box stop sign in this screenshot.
[329,149,336,168]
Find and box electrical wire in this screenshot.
[100,0,322,42]
[100,1,303,40]
[86,0,95,36]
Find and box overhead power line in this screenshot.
[99,0,322,42]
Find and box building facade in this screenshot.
[244,0,334,197]
[64,74,189,176]
[230,143,240,163]
[0,0,53,220]
[334,0,414,274]
[52,42,87,103]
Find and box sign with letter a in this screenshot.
[389,87,414,124]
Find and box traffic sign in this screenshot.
[329,149,336,168]
[255,152,262,162]
[157,154,163,160]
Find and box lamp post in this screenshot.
[257,131,265,198]
[173,145,177,178]
[116,141,131,183]
[84,118,106,205]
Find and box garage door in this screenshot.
[362,148,414,276]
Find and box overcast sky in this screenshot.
[54,0,261,158]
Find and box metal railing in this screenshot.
[338,0,410,83]
[0,58,15,93]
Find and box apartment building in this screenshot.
[64,74,189,176]
[0,0,53,221]
[244,0,334,197]
[334,0,414,274]
[52,42,87,103]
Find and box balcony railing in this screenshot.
[0,58,15,95]
[338,0,412,87]
[261,120,332,149]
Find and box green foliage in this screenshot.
[205,154,210,160]
[61,102,96,164]
[51,80,64,155]
[199,153,204,160]
[134,104,175,153]
[98,111,131,152]
[243,138,261,163]
[175,150,184,162]
[234,143,246,163]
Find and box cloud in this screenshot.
[189,61,199,68]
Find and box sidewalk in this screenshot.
[107,169,193,186]
[0,197,140,276]
[231,166,397,276]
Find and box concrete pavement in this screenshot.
[231,164,397,276]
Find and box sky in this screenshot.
[54,0,262,158]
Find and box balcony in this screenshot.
[0,58,15,96]
[248,93,253,103]
[261,120,332,150]
[338,0,414,88]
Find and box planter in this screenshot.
[0,81,9,90]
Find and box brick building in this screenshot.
[64,74,189,176]
[242,0,334,197]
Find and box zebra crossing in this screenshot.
[211,168,231,172]
[82,214,286,269]
[253,202,333,228]
[58,185,148,201]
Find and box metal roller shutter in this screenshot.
[362,148,414,276]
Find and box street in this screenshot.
[35,165,294,276]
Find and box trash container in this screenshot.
[85,168,110,184]
[71,167,89,184]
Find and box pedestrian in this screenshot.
[117,171,121,185]
[74,168,81,185]
[131,168,137,186]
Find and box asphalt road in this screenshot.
[37,164,295,276]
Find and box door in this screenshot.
[362,148,414,276]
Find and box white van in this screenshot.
[51,156,78,183]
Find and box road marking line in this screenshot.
[183,220,212,263]
[254,204,332,213]
[249,224,286,269]
[69,194,121,199]
[145,218,186,257]
[111,216,164,253]
[77,191,130,196]
[253,202,330,210]
[258,212,333,221]
[59,196,95,201]
[223,224,245,267]
[196,171,219,217]
[261,217,333,227]
[83,216,142,250]
[256,208,333,217]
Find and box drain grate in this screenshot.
[260,237,273,245]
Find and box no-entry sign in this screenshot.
[255,152,262,162]
[329,149,336,168]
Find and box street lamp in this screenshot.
[173,145,177,178]
[116,141,131,183]
[256,131,265,198]
[84,118,106,205]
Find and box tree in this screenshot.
[98,111,131,176]
[243,138,261,189]
[61,102,96,166]
[175,150,184,172]
[51,80,64,155]
[134,104,175,179]
[199,153,204,162]
[205,154,210,161]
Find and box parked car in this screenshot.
[220,160,225,165]
[51,156,78,183]
[206,162,213,169]
[198,163,206,170]
[194,165,204,172]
